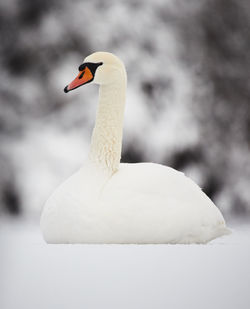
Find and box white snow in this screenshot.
[0,219,249,309]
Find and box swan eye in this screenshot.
[79,62,103,72]
[78,64,85,71]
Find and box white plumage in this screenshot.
[41,52,230,244]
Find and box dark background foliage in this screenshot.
[0,0,249,219]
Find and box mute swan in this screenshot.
[40,52,230,244]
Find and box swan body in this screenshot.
[41,52,229,244]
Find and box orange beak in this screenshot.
[64,66,94,93]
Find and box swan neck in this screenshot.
[89,78,126,174]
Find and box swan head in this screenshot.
[64,52,126,93]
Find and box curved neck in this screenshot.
[89,76,126,175]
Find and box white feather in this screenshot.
[41,52,230,244]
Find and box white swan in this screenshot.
[41,52,230,244]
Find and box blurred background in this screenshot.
[1,1,250,309]
[0,0,250,221]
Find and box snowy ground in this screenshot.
[0,219,250,309]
